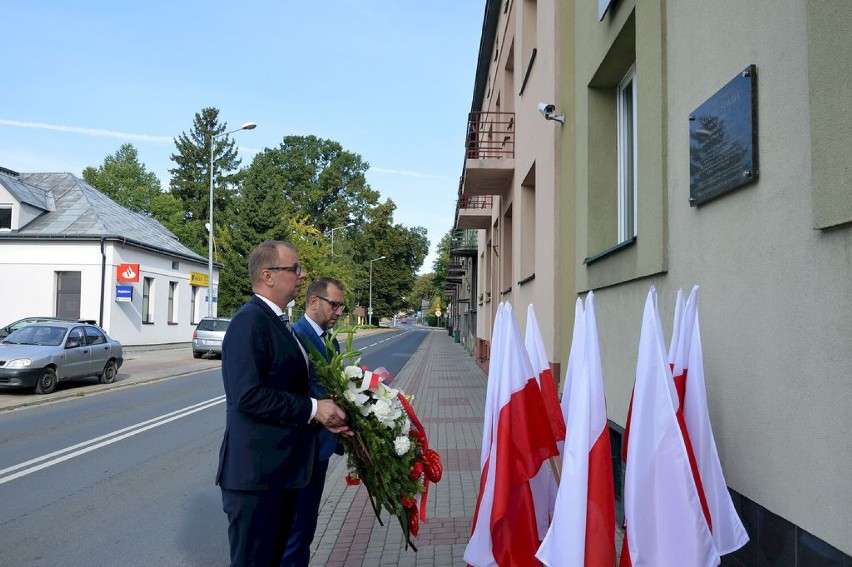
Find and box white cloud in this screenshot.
[0,119,172,144]
[370,166,454,182]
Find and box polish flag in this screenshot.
[524,304,567,538]
[621,287,719,567]
[537,291,615,566]
[674,286,749,555]
[559,298,586,442]
[466,302,560,567]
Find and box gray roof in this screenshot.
[0,170,208,264]
[0,168,52,210]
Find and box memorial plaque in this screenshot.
[689,64,758,206]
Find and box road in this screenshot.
[0,327,428,566]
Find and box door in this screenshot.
[62,327,91,379]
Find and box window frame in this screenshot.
[617,64,638,244]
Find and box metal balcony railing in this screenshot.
[450,229,478,255]
[466,111,515,160]
[458,195,493,210]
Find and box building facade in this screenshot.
[453,0,852,563]
[0,169,220,346]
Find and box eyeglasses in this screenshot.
[316,296,346,312]
[266,264,302,276]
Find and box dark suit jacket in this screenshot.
[216,295,317,490]
[292,316,342,461]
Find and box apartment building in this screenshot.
[451,0,852,564]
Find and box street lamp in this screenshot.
[208,121,256,317]
[330,222,355,256]
[368,255,386,326]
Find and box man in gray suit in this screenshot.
[281,277,347,567]
[216,241,352,567]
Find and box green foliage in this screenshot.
[168,107,244,256]
[408,273,438,312]
[82,143,162,214]
[356,200,429,321]
[242,135,380,233]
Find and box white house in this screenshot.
[0,167,221,346]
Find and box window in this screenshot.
[0,206,11,230]
[168,281,178,324]
[500,206,513,297]
[143,277,154,324]
[520,164,536,279]
[67,327,85,348]
[84,326,107,345]
[617,65,637,243]
[191,286,199,324]
[56,272,81,320]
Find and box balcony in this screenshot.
[463,111,514,197]
[456,194,493,230]
[450,229,478,257]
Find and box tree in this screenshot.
[215,135,428,317]
[169,107,244,255]
[356,200,429,321]
[432,230,452,291]
[241,135,380,233]
[82,144,162,214]
[409,272,438,312]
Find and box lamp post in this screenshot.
[208,121,256,317]
[368,255,386,326]
[330,222,355,256]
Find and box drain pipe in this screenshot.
[99,237,106,327]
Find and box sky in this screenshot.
[0,0,486,273]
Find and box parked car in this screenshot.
[0,322,123,394]
[192,317,231,359]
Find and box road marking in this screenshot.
[0,395,225,485]
[358,329,411,351]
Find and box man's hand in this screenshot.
[315,399,354,436]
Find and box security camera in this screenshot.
[537,102,556,116]
[537,102,565,124]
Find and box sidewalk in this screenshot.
[311,329,485,567]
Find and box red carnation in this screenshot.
[345,474,361,486]
[408,511,419,537]
[423,449,443,483]
[401,494,416,509]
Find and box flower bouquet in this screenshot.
[307,328,442,550]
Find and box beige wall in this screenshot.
[568,0,852,554]
[471,0,567,368]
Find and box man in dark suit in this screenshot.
[216,241,352,567]
[281,277,347,567]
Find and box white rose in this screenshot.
[376,382,399,400]
[344,383,369,407]
[371,398,402,428]
[394,435,411,456]
[344,365,364,380]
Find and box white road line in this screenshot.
[0,395,225,485]
[358,329,410,351]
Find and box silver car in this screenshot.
[192,317,231,359]
[0,322,124,394]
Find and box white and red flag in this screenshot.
[524,304,567,538]
[621,287,719,567]
[537,291,615,566]
[673,286,749,555]
[466,302,560,567]
[559,298,587,441]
